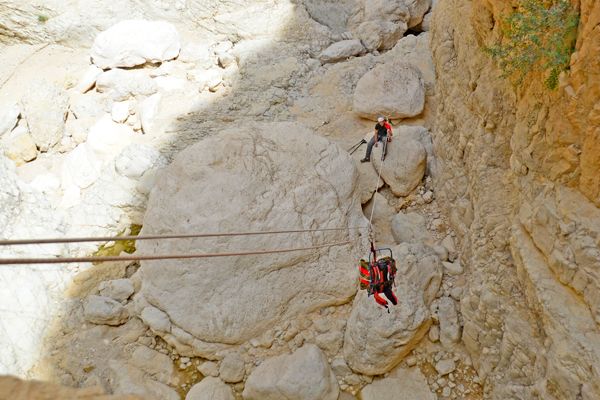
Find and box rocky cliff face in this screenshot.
[430,0,600,398]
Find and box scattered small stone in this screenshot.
[442,261,464,275]
[442,387,451,397]
[437,378,447,386]
[423,191,434,203]
[450,287,463,300]
[448,381,456,388]
[435,359,456,376]
[405,355,417,367]
[219,352,245,383]
[197,361,219,377]
[429,325,440,343]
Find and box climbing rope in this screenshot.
[0,240,353,265]
[0,226,367,247]
[367,139,388,245]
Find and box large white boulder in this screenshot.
[1,126,37,165]
[391,212,431,244]
[186,377,234,400]
[363,192,396,244]
[83,295,129,326]
[135,122,365,349]
[360,367,436,400]
[348,0,431,51]
[0,103,20,137]
[343,285,430,375]
[91,20,181,69]
[319,40,366,64]
[372,139,426,196]
[353,62,425,120]
[348,1,409,51]
[96,69,157,101]
[393,242,443,304]
[20,81,68,151]
[109,359,179,400]
[392,125,435,175]
[243,344,339,400]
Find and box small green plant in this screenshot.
[93,225,142,258]
[37,14,49,23]
[485,0,579,90]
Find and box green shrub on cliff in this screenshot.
[485,0,579,90]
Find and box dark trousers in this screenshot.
[365,135,387,159]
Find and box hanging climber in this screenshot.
[358,249,398,311]
[360,116,393,163]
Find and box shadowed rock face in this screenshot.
[136,122,367,348]
[431,0,600,398]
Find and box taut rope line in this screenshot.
[0,227,367,247]
[0,240,353,265]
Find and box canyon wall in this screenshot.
[430,0,600,398]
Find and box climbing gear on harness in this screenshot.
[358,244,398,312]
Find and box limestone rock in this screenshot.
[442,261,463,275]
[197,361,219,377]
[111,101,131,123]
[363,192,395,244]
[355,149,385,204]
[392,125,435,175]
[392,242,443,305]
[0,375,140,399]
[353,62,425,120]
[140,306,171,333]
[360,368,435,400]
[0,103,20,137]
[114,144,167,180]
[320,40,365,64]
[108,360,179,400]
[2,128,37,165]
[91,20,181,69]
[130,345,175,385]
[243,344,339,400]
[96,69,157,101]
[406,0,432,28]
[76,65,103,93]
[219,353,245,383]
[60,144,101,190]
[436,297,461,347]
[98,279,135,302]
[343,285,431,375]
[85,116,136,161]
[391,212,431,244]
[372,139,426,196]
[136,122,365,347]
[83,295,128,326]
[186,377,234,400]
[435,359,456,376]
[21,82,68,151]
[348,1,410,51]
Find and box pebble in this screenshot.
[449,381,456,388]
[429,325,440,342]
[435,359,456,376]
[442,387,452,397]
[406,355,417,366]
[437,378,447,386]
